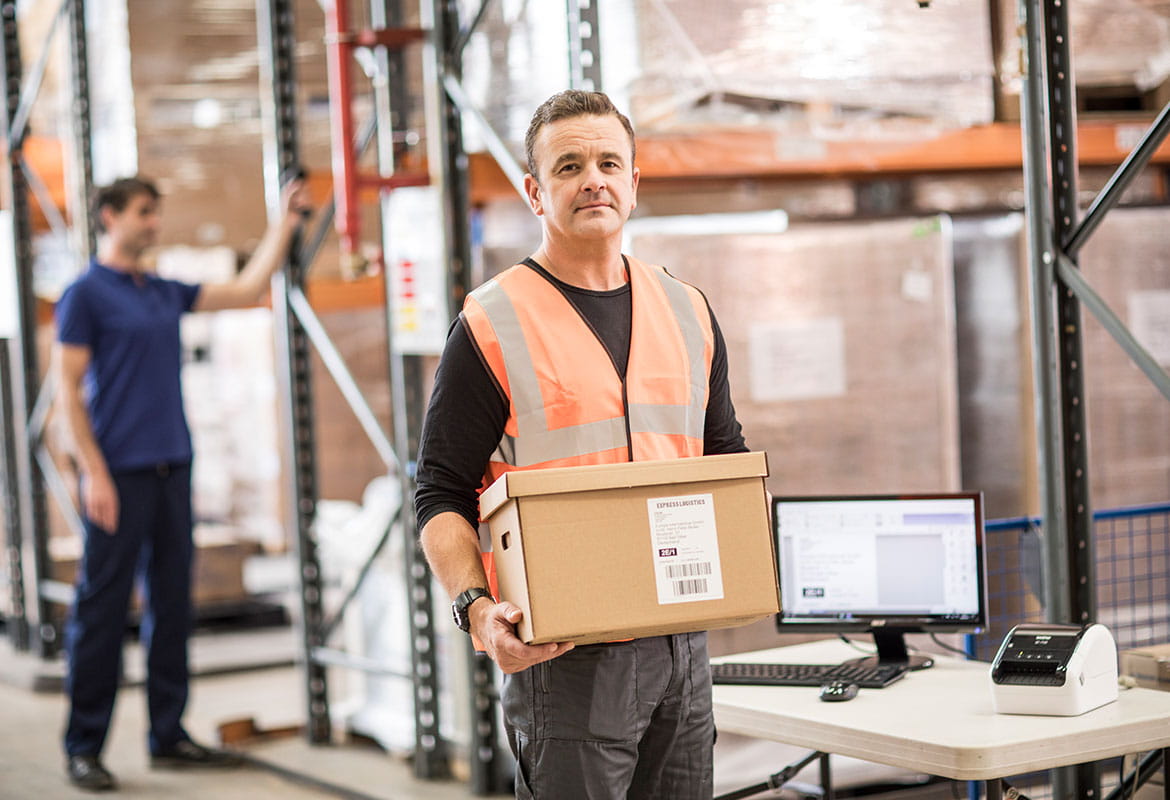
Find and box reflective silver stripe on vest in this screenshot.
[627,402,697,437]
[648,268,708,440]
[470,278,548,439]
[471,266,708,467]
[492,417,629,467]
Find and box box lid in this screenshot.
[1124,643,1170,661]
[480,451,769,520]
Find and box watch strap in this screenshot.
[453,586,493,632]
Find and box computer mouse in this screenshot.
[819,680,859,702]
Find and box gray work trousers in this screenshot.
[500,632,714,800]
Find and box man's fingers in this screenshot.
[87,497,118,533]
[504,606,524,623]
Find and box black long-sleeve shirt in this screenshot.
[414,259,747,532]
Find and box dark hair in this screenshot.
[524,90,636,178]
[91,176,160,233]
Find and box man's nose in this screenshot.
[580,165,606,193]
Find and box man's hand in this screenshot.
[471,600,573,674]
[280,176,312,221]
[83,469,119,534]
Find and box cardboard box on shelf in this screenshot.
[479,452,779,646]
[1119,643,1170,691]
[49,526,259,609]
[630,216,962,500]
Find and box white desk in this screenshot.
[713,640,1170,782]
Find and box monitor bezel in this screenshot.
[772,491,989,635]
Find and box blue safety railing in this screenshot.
[971,502,1170,662]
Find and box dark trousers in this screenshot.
[63,463,194,758]
[501,632,714,800]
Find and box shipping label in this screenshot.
[647,493,725,604]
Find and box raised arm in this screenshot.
[193,179,312,312]
[53,343,118,533]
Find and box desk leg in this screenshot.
[714,750,827,800]
[1163,748,1169,800]
[985,778,1003,800]
[820,753,833,800]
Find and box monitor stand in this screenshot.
[843,629,934,671]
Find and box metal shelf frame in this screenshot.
[258,0,451,780]
[0,0,94,658]
[1019,0,1170,797]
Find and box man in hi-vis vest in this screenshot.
[415,90,748,799]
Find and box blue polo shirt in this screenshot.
[55,261,202,472]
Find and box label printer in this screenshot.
[989,623,1119,716]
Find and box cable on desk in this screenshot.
[929,632,974,658]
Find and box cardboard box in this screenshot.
[630,217,962,500]
[49,529,258,609]
[479,452,779,646]
[1120,643,1170,691]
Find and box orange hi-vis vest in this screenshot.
[461,256,715,600]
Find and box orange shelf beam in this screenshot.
[18,116,1170,226]
[468,117,1170,202]
[303,272,386,312]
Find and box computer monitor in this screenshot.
[773,492,988,670]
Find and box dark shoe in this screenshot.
[66,755,116,792]
[150,738,244,769]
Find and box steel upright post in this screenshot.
[1019,0,1097,796]
[428,0,506,791]
[374,0,450,780]
[0,0,58,658]
[256,0,330,743]
[0,344,28,650]
[1041,0,1095,630]
[565,0,602,90]
[1045,1,1096,796]
[65,0,95,261]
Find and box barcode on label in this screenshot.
[665,562,712,579]
[672,578,709,596]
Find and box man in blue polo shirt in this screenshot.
[53,175,310,792]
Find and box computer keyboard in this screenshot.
[710,660,908,689]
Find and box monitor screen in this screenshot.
[773,492,988,669]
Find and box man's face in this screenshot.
[103,192,161,256]
[525,113,639,244]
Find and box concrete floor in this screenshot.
[0,662,501,800]
[0,627,497,800]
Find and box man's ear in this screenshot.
[524,173,543,217]
[99,204,124,235]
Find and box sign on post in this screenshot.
[0,211,20,339]
[385,187,450,355]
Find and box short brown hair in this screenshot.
[524,90,636,178]
[92,176,160,233]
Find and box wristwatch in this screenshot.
[452,587,493,633]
